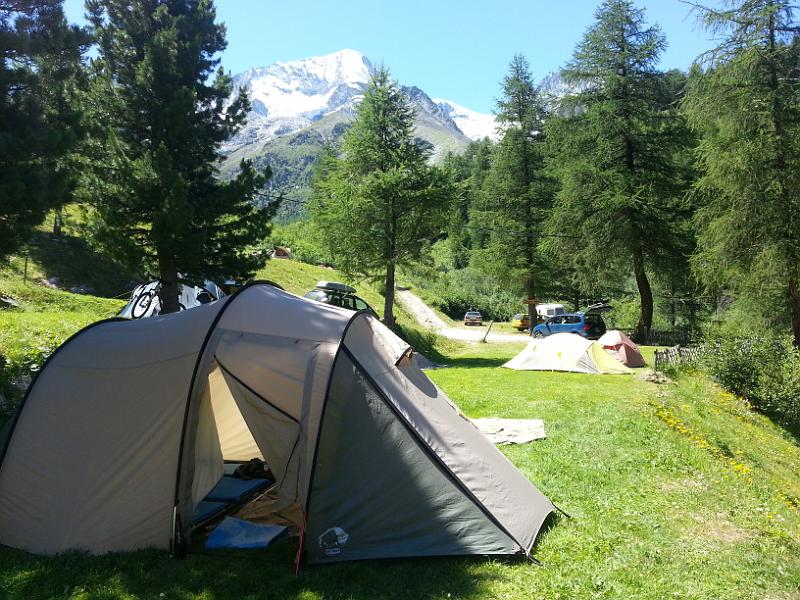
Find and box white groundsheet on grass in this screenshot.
[472,418,546,445]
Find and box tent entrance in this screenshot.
[190,359,302,537]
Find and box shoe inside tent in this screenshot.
[0,282,556,565]
[502,333,632,374]
[597,330,646,368]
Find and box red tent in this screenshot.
[597,330,646,367]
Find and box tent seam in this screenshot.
[216,360,301,424]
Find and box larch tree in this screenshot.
[0,0,87,259]
[310,67,454,329]
[684,0,800,345]
[80,0,276,312]
[473,54,554,329]
[441,137,495,271]
[544,0,693,340]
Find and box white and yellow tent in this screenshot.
[502,333,632,374]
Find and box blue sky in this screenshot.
[63,0,719,114]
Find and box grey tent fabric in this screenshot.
[0,282,555,563]
[0,305,222,553]
[306,354,517,562]
[193,384,225,507]
[342,316,555,553]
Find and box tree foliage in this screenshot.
[544,0,694,339]
[684,0,800,345]
[310,67,454,327]
[80,0,276,312]
[0,0,87,259]
[441,137,495,270]
[471,54,555,327]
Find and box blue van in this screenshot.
[531,311,607,340]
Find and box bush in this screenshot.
[703,334,800,432]
[0,331,61,421]
[426,269,521,321]
[268,220,333,266]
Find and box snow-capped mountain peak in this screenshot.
[220,50,499,216]
[226,49,374,145]
[226,50,497,150]
[434,98,498,141]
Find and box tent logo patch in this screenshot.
[319,527,349,556]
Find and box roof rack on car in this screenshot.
[315,281,356,294]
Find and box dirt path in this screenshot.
[396,289,527,343]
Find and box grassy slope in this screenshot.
[0,260,798,599]
[429,345,800,599]
[0,277,125,403]
[256,259,409,322]
[0,281,124,358]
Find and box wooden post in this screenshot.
[481,321,494,343]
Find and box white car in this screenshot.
[463,311,483,326]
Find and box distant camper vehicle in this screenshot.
[304,281,379,318]
[463,311,483,326]
[536,303,566,319]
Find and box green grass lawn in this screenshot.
[1,260,799,599]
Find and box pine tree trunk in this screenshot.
[525,271,536,332]
[789,277,800,348]
[383,260,395,330]
[633,250,653,343]
[158,254,181,314]
[52,207,62,238]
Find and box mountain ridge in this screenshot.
[221,49,581,217]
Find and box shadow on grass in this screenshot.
[0,542,520,600]
[26,233,139,298]
[439,356,510,369]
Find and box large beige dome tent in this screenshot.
[0,282,555,565]
[503,333,632,374]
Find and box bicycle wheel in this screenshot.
[131,291,155,319]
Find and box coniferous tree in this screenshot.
[81,0,275,312]
[310,67,454,328]
[442,138,495,270]
[0,1,87,259]
[684,0,800,345]
[544,0,693,340]
[473,54,555,328]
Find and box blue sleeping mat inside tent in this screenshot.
[192,501,227,525]
[203,476,271,504]
[205,517,287,549]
